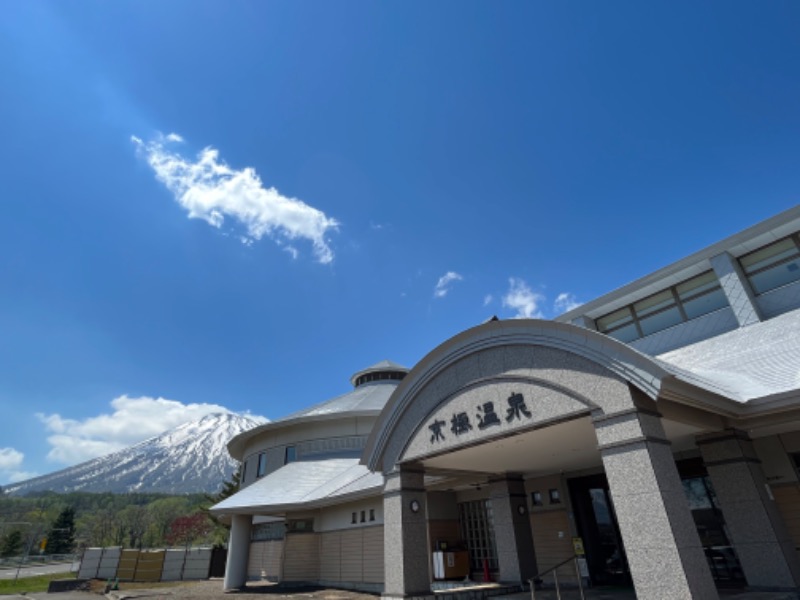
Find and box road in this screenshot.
[0,560,77,579]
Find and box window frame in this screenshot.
[597,270,727,342]
[739,233,800,295]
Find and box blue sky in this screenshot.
[1,1,799,484]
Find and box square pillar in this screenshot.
[594,409,718,600]
[698,429,800,589]
[383,465,431,599]
[488,475,538,584]
[710,251,762,327]
[223,513,253,590]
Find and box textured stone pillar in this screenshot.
[698,429,800,589]
[223,513,252,590]
[383,465,430,599]
[594,409,718,600]
[710,251,762,327]
[488,475,537,584]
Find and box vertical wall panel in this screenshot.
[362,526,384,583]
[319,532,341,582]
[282,534,319,581]
[531,509,577,584]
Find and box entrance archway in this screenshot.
[363,319,719,600]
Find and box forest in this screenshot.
[0,482,236,557]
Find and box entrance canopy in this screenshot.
[362,319,734,475]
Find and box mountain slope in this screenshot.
[5,413,265,495]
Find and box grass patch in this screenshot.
[0,571,77,595]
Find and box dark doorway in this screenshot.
[568,474,632,587]
[209,546,227,578]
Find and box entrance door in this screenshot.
[568,474,632,586]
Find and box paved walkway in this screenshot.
[498,588,800,600]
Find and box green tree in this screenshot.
[44,507,76,554]
[1,529,23,557]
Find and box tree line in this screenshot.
[0,475,239,557]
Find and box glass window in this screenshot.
[597,307,634,332]
[285,446,296,464]
[639,306,683,336]
[257,453,267,477]
[633,290,676,318]
[676,271,719,300]
[459,500,498,572]
[740,238,798,273]
[683,288,728,319]
[605,322,640,343]
[596,270,728,342]
[748,258,800,294]
[740,236,800,295]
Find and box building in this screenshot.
[211,205,800,599]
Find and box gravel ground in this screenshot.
[106,580,379,600]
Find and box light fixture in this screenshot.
[410,499,421,513]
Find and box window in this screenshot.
[531,491,543,506]
[360,510,366,523]
[257,453,267,477]
[369,509,375,522]
[241,460,247,483]
[739,234,800,295]
[351,512,357,524]
[354,370,407,387]
[287,519,313,533]
[284,446,296,464]
[459,500,498,572]
[597,271,728,342]
[549,489,561,504]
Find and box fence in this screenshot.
[78,546,224,582]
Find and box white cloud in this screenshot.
[434,271,463,298]
[483,294,493,306]
[554,292,581,314]
[37,395,234,466]
[502,277,545,319]
[0,448,34,485]
[0,448,24,471]
[132,133,339,263]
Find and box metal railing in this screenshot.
[528,555,585,600]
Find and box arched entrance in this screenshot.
[363,319,719,600]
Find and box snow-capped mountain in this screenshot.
[5,413,266,496]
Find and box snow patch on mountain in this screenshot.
[5,413,266,495]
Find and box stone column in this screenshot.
[710,251,762,327]
[697,429,800,589]
[594,409,718,600]
[488,475,537,584]
[383,465,430,599]
[223,513,253,590]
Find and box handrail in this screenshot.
[528,554,579,581]
[527,554,585,600]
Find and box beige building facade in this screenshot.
[212,206,800,599]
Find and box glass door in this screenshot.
[568,474,632,586]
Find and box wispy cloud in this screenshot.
[434,271,463,298]
[554,292,581,314]
[36,395,259,466]
[502,277,545,318]
[132,133,339,263]
[483,294,493,306]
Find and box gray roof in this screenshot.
[209,458,383,515]
[657,308,800,402]
[276,378,399,421]
[227,370,403,459]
